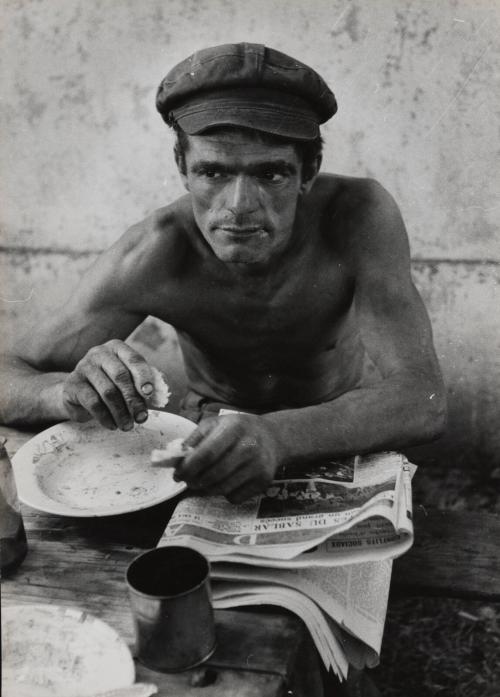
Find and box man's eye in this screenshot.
[261,171,285,182]
[202,169,222,179]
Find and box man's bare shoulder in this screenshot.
[96,195,198,285]
[80,195,196,312]
[310,173,398,219]
[118,194,194,265]
[309,174,408,260]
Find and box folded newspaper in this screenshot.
[159,451,416,681]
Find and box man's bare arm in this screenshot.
[0,225,156,427]
[263,180,446,462]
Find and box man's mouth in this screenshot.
[217,225,263,235]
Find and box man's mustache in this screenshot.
[211,218,265,229]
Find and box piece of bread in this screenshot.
[151,438,193,467]
[147,366,171,408]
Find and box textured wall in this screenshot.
[1,0,499,466]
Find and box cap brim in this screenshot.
[172,99,320,141]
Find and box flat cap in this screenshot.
[156,43,337,141]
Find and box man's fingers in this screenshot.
[64,401,94,424]
[71,381,118,430]
[202,475,263,504]
[63,340,158,431]
[81,367,133,430]
[99,353,148,425]
[200,465,253,497]
[183,417,219,448]
[113,342,155,397]
[83,342,150,427]
[175,424,214,481]
[179,421,236,482]
[176,414,279,504]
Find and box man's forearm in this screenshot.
[263,376,446,466]
[0,354,69,425]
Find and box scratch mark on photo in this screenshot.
[1,289,34,303]
[426,41,492,136]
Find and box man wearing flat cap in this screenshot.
[0,43,446,505]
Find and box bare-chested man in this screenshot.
[0,43,446,504]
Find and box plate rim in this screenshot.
[2,603,135,694]
[12,410,194,517]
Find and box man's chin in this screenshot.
[213,248,265,264]
[208,232,271,265]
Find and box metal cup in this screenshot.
[126,546,216,672]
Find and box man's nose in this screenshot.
[226,175,259,215]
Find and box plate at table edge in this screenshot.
[12,410,195,517]
[1,604,135,697]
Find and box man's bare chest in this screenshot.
[156,260,354,362]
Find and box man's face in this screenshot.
[179,130,308,266]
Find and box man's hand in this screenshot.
[174,414,285,504]
[61,340,155,430]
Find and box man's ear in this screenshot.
[300,154,322,195]
[174,148,190,191]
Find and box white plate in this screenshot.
[12,411,195,516]
[1,604,135,697]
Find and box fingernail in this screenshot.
[123,422,134,431]
[142,383,153,395]
[135,411,148,423]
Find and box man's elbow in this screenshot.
[415,384,448,443]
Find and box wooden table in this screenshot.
[1,425,324,697]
